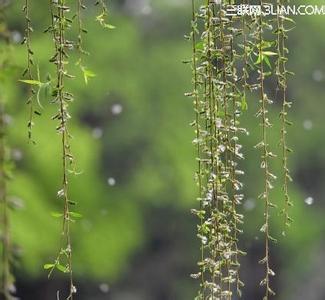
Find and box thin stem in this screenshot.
[218,2,233,298]
[230,12,245,299]
[191,0,205,296]
[77,0,83,51]
[206,2,223,298]
[23,0,36,142]
[258,4,275,298]
[47,0,76,298]
[58,1,74,297]
[276,0,292,235]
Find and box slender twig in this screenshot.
[257,3,276,298]
[23,0,36,143]
[58,1,74,297]
[190,0,205,296]
[47,1,76,298]
[276,0,293,236]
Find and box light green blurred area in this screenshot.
[0,0,324,299]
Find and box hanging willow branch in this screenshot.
[76,0,86,53]
[188,1,221,297]
[228,11,246,300]
[217,3,239,299]
[188,1,248,298]
[95,0,115,29]
[75,0,96,85]
[18,0,113,298]
[43,1,78,299]
[21,0,37,143]
[189,0,205,297]
[189,1,294,299]
[255,2,277,298]
[276,0,293,235]
[207,2,224,297]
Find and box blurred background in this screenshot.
[1,0,325,299]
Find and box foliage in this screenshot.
[187,1,296,299]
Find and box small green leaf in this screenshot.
[241,96,248,111]
[264,56,272,69]
[256,53,262,65]
[19,79,42,86]
[195,41,204,51]
[51,212,63,218]
[255,53,272,69]
[102,23,115,29]
[96,13,115,30]
[262,51,277,56]
[44,264,55,270]
[69,211,82,218]
[80,66,96,85]
[56,264,68,273]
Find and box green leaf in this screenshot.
[56,264,68,273]
[80,66,96,85]
[241,95,248,111]
[264,56,272,69]
[96,13,115,30]
[256,53,272,70]
[195,42,204,51]
[102,23,116,30]
[51,212,63,218]
[44,263,55,270]
[19,79,42,86]
[256,53,262,65]
[261,40,274,49]
[262,51,277,56]
[69,211,83,218]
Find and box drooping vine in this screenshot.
[22,0,37,143]
[188,1,294,299]
[44,1,77,299]
[276,0,293,235]
[18,0,114,298]
[255,3,277,297]
[95,0,115,30]
[217,3,244,298]
[75,0,96,85]
[76,0,86,54]
[189,1,247,298]
[189,0,205,296]
[228,8,246,298]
